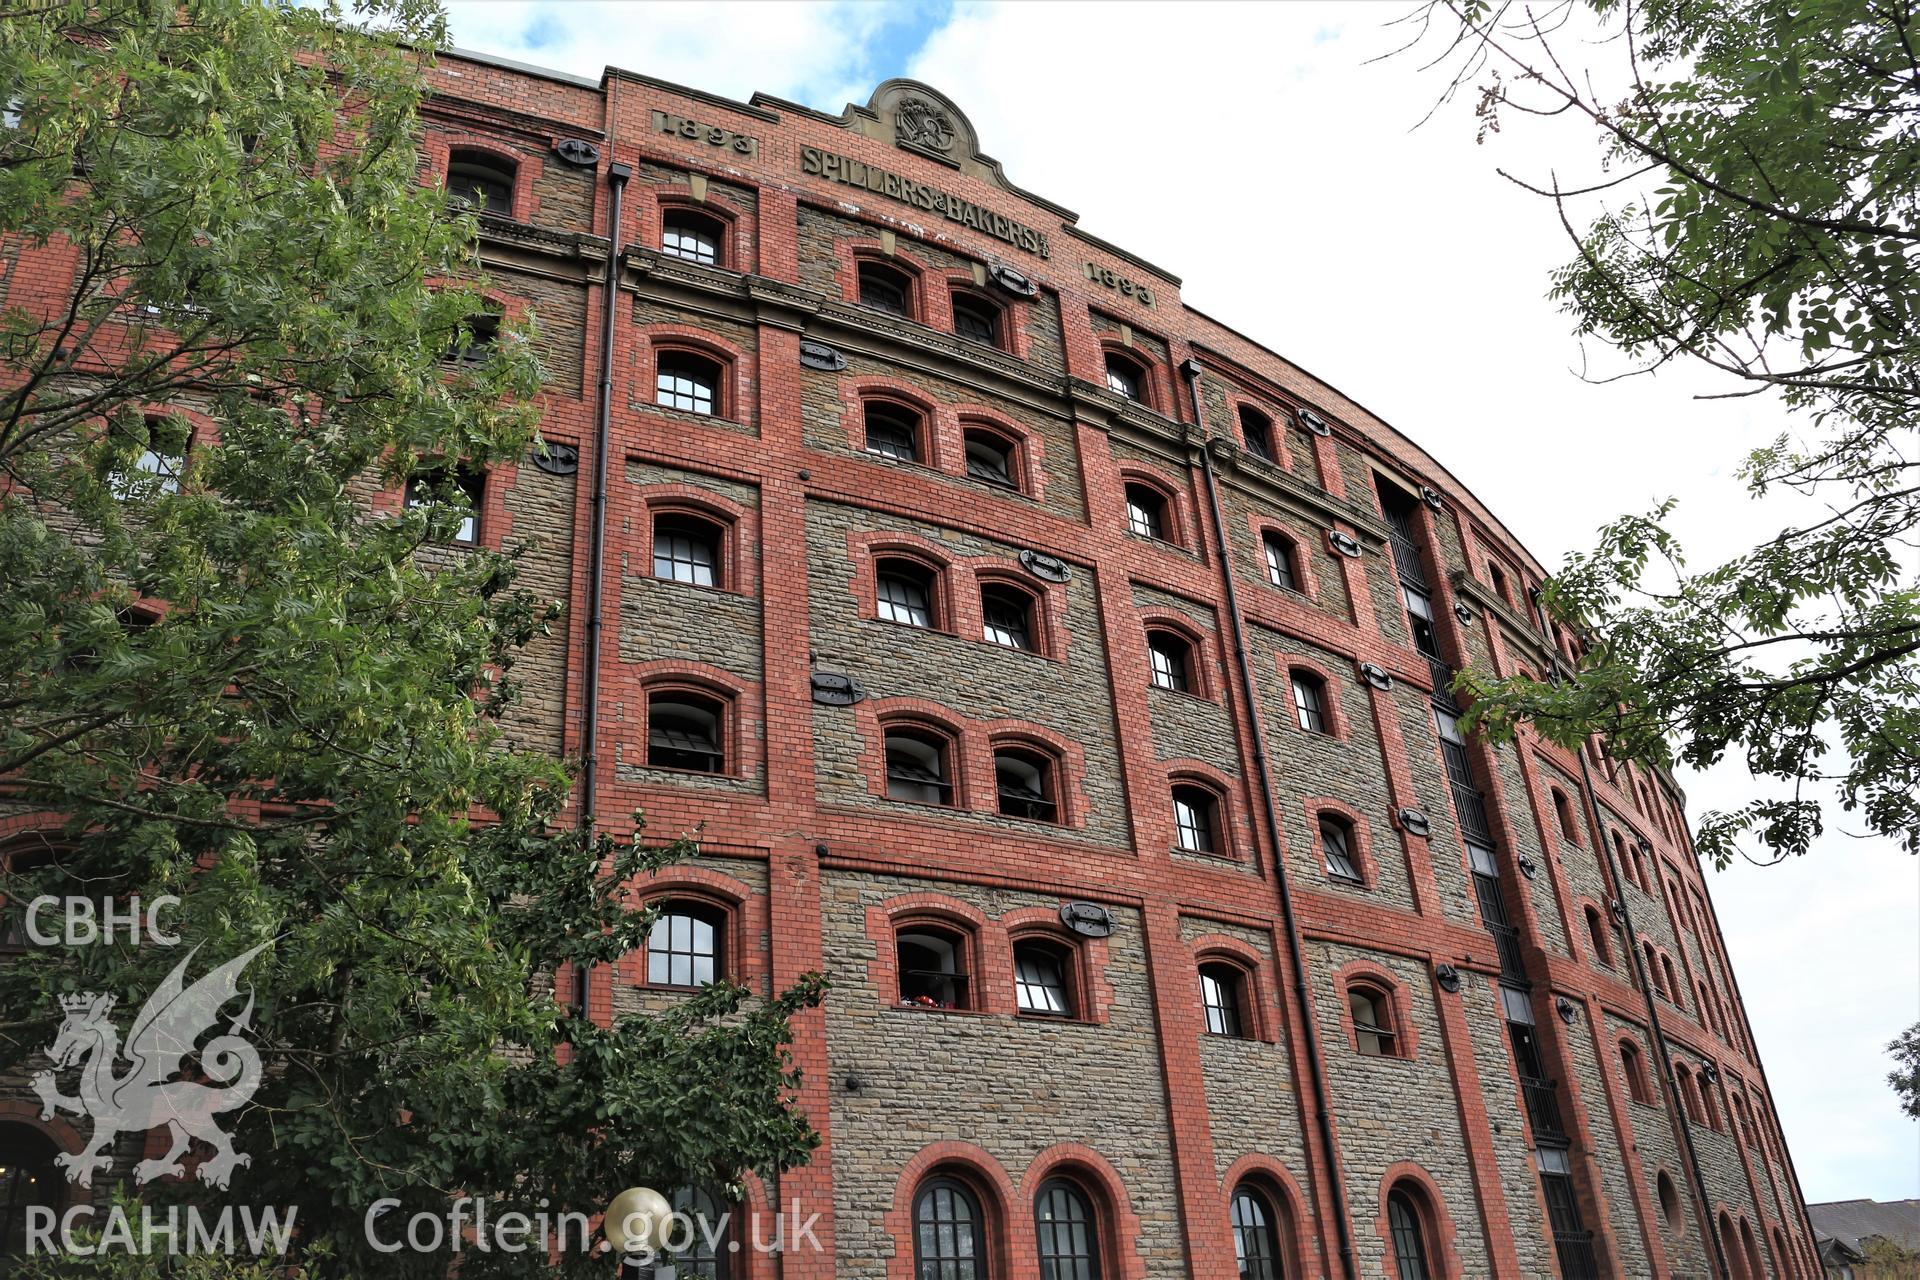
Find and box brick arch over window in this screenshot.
[846,531,963,634]
[1247,514,1317,599]
[1220,1154,1314,1280]
[1373,1163,1459,1279]
[836,239,941,326]
[642,188,749,271]
[1021,1143,1148,1280]
[883,1142,1018,1280]
[1137,609,1219,700]
[1187,932,1278,1042]
[943,271,1034,359]
[953,408,1048,501]
[628,662,757,782]
[865,891,992,1014]
[616,867,760,993]
[1099,341,1166,411]
[1225,393,1292,471]
[971,570,1071,661]
[976,722,1088,828]
[1281,655,1349,738]
[861,700,970,809]
[1001,905,1115,1024]
[1117,466,1192,549]
[636,483,758,596]
[1162,759,1245,862]
[424,133,542,222]
[1332,960,1420,1060]
[640,326,751,425]
[1304,796,1378,888]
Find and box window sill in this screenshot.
[649,574,743,599]
[888,1002,989,1018]
[1146,683,1217,705]
[640,763,734,780]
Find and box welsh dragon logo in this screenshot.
[32,943,268,1189]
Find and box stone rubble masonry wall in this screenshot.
[0,46,1819,1280]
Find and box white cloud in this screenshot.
[447,0,1918,1204]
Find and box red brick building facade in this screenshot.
[5,46,1821,1280]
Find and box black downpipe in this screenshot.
[579,161,631,831]
[1575,748,1731,1280]
[1180,360,1357,1280]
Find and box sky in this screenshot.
[438,0,1920,1205]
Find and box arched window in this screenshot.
[913,1176,986,1277]
[1739,1219,1765,1280]
[963,427,1019,489]
[404,462,484,544]
[1198,962,1246,1038]
[994,746,1058,823]
[1319,815,1362,883]
[980,582,1036,652]
[447,150,515,214]
[0,1123,62,1260]
[1674,1064,1701,1124]
[951,291,1002,347]
[1145,629,1193,694]
[652,511,723,587]
[1104,351,1147,403]
[857,260,913,316]
[1717,1214,1745,1280]
[1584,905,1614,966]
[1014,938,1074,1017]
[1620,1040,1653,1104]
[875,557,939,628]
[1238,405,1276,462]
[449,309,500,362]
[646,690,726,773]
[1386,1186,1435,1280]
[662,1185,729,1278]
[1642,942,1664,997]
[1033,1177,1099,1279]
[655,350,721,415]
[863,399,924,463]
[1290,671,1329,734]
[1171,784,1219,854]
[885,726,954,806]
[1699,1076,1721,1131]
[1348,983,1399,1057]
[897,925,970,1009]
[1229,1183,1285,1280]
[111,414,189,498]
[1488,561,1509,602]
[1263,532,1299,591]
[1123,482,1168,541]
[661,209,724,267]
[1662,954,1683,1006]
[646,900,725,987]
[1656,1170,1683,1233]
[1551,788,1580,844]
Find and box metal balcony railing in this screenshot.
[1489,922,1529,985]
[1521,1075,1567,1143]
[1554,1231,1601,1280]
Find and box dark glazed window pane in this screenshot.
[646,907,718,986]
[886,731,952,805]
[656,352,718,414]
[995,749,1057,822]
[1321,819,1361,882]
[898,931,966,1008]
[858,262,911,315]
[865,402,922,462]
[1240,407,1275,461]
[953,295,1000,346]
[448,156,514,213]
[877,564,935,628]
[913,1179,983,1279]
[653,515,719,586]
[1034,1180,1099,1280]
[1230,1186,1282,1280]
[662,212,721,265]
[648,695,724,773]
[1291,675,1327,733]
[1172,787,1215,853]
[981,586,1033,650]
[1200,965,1242,1037]
[1147,634,1190,693]
[1351,988,1396,1056]
[1124,485,1165,539]
[964,431,1016,487]
[1388,1190,1431,1280]
[1104,354,1142,401]
[1264,535,1297,591]
[1014,945,1071,1016]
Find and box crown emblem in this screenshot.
[61,991,111,1015]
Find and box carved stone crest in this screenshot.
[894,96,956,154]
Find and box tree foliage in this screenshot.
[1889,1020,1920,1121]
[1407,0,1919,865]
[0,1,821,1274]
